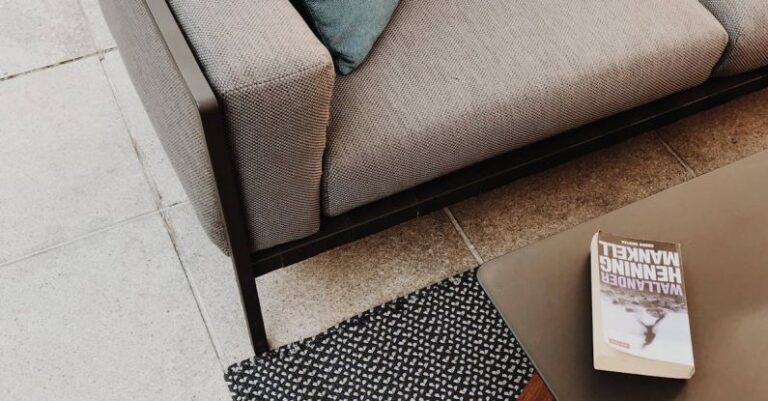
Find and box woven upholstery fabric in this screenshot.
[699,0,768,76]
[167,0,335,250]
[99,0,229,252]
[322,0,728,216]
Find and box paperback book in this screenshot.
[590,231,694,379]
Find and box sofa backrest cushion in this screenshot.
[292,0,399,75]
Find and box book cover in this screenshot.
[591,231,694,379]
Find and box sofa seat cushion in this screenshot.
[699,0,768,76]
[321,0,727,216]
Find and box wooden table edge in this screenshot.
[519,373,555,401]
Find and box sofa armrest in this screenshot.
[102,0,335,252]
[168,0,336,251]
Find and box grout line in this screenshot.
[159,208,226,371]
[443,207,484,265]
[94,51,225,367]
[0,47,117,82]
[654,132,697,179]
[97,53,167,210]
[0,203,187,270]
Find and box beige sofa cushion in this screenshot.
[321,0,728,216]
[699,0,768,76]
[167,0,335,251]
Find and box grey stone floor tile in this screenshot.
[163,204,253,367]
[101,51,188,207]
[0,0,96,78]
[450,133,691,261]
[165,203,476,366]
[259,210,476,350]
[0,57,156,264]
[0,214,230,401]
[658,88,768,175]
[79,0,116,50]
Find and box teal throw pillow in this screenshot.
[292,0,399,75]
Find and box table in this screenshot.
[480,151,768,400]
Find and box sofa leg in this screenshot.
[230,253,269,355]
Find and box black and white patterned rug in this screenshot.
[225,270,535,400]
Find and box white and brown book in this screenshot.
[590,230,694,379]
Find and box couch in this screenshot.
[99,0,768,353]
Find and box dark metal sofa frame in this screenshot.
[146,0,768,355]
